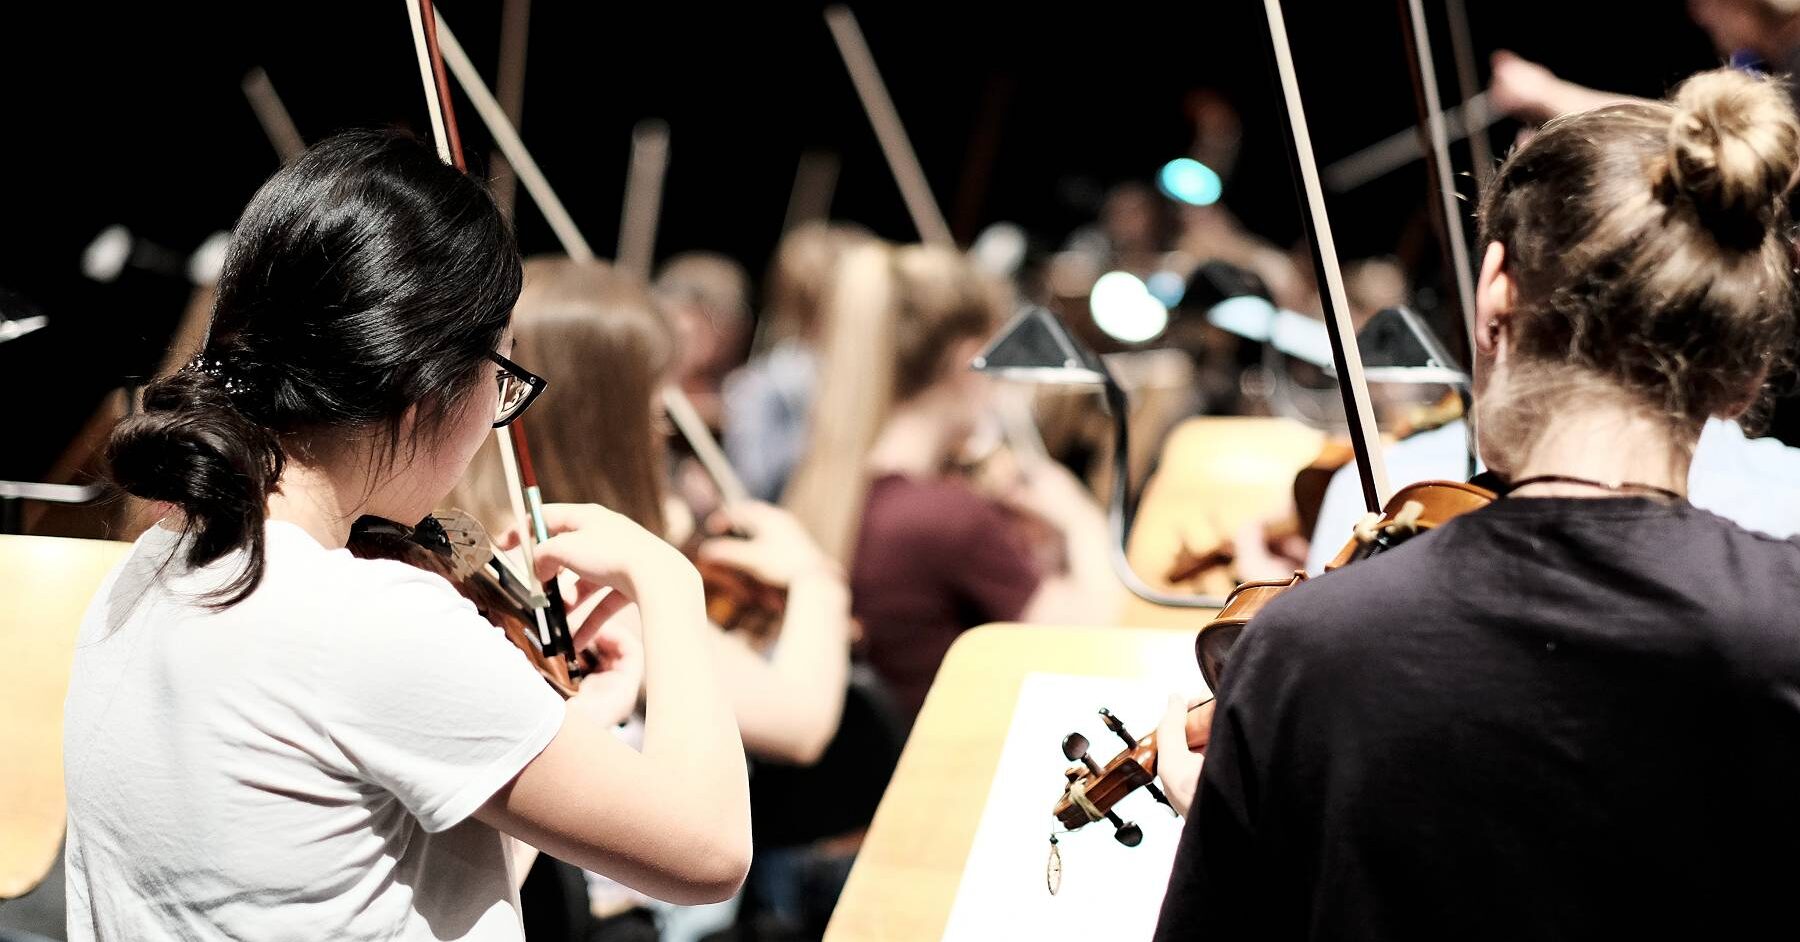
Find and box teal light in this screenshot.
[1157,158,1222,206]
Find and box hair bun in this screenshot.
[1665,69,1800,243]
[107,370,284,588]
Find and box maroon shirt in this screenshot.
[851,473,1042,721]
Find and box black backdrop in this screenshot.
[0,2,1715,478]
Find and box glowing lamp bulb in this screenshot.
[1158,158,1223,207]
[1090,271,1170,344]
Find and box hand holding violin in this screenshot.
[567,602,645,729]
[1154,695,1214,817]
[697,501,843,589]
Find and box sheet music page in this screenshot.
[942,667,1205,940]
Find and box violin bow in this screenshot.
[824,4,1056,473]
[1261,0,1392,513]
[428,8,753,508]
[1395,0,1478,352]
[823,5,954,250]
[241,68,305,165]
[404,0,574,663]
[489,0,531,217]
[617,119,671,281]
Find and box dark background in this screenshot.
[0,2,1716,479]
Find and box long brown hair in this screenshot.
[757,221,875,348]
[782,242,1004,562]
[451,255,673,536]
[1475,68,1799,460]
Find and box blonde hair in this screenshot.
[450,255,674,536]
[782,243,1004,562]
[1475,68,1798,461]
[759,221,875,346]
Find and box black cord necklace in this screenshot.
[1502,473,1684,502]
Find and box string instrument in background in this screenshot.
[422,8,788,647]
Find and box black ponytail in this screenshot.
[106,130,522,606]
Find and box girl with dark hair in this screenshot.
[1155,69,1800,940]
[63,130,749,941]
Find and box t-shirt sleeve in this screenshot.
[940,494,1043,623]
[314,562,567,833]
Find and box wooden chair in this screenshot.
[0,535,130,899]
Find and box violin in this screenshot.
[348,512,587,698]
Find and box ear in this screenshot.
[1473,241,1515,357]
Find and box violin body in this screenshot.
[1194,571,1308,694]
[697,557,786,649]
[348,513,582,698]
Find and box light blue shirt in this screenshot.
[721,340,817,503]
[1305,417,1800,574]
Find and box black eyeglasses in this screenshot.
[489,351,547,428]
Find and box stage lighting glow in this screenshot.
[1158,158,1222,206]
[1090,271,1169,343]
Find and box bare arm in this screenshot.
[474,504,751,905]
[698,503,853,765]
[1490,50,1645,124]
[1013,464,1122,625]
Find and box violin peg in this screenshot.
[1061,732,1090,762]
[1098,709,1138,749]
[1114,821,1144,847]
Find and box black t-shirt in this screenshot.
[1155,497,1800,941]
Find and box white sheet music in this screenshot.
[942,666,1207,941]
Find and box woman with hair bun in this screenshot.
[1155,69,1800,940]
[64,130,749,941]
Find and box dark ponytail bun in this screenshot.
[107,369,284,605]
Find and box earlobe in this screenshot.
[1473,241,1513,356]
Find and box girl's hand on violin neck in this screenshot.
[530,503,703,604]
[568,600,646,729]
[1155,694,1208,818]
[697,501,844,589]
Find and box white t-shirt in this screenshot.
[62,519,567,941]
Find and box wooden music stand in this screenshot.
[0,535,129,899]
[824,623,1197,941]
